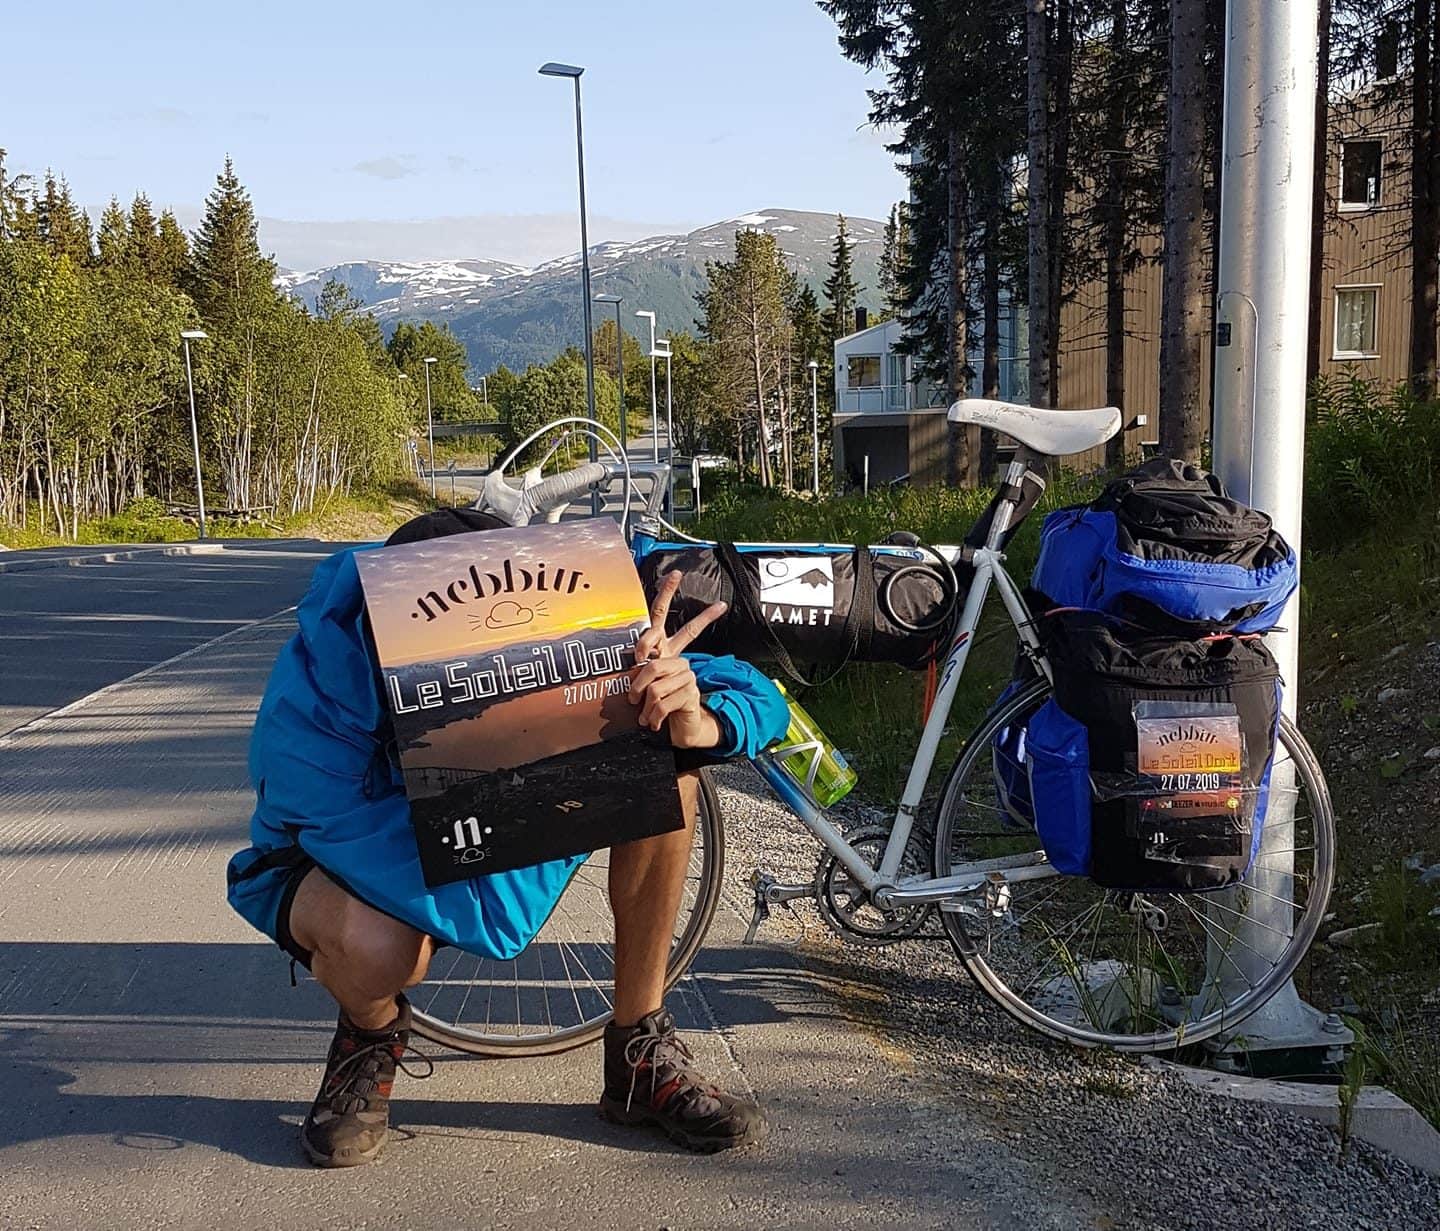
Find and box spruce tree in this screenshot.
[190,157,275,323]
[822,214,862,343]
[38,173,91,264]
[96,199,129,268]
[878,202,910,319]
[154,211,190,287]
[127,193,160,278]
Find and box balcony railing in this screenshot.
[837,383,941,414]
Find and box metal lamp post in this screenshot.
[540,61,600,515]
[1208,0,1339,1066]
[422,357,437,497]
[595,293,626,448]
[636,309,659,461]
[657,338,674,512]
[808,358,820,496]
[397,373,415,481]
[180,329,208,539]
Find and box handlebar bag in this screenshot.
[1033,610,1282,893]
[1032,457,1297,634]
[636,543,958,683]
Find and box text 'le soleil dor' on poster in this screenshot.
[357,520,683,888]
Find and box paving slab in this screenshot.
[0,611,1093,1231]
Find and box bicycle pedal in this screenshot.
[743,897,771,945]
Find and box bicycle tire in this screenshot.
[932,679,1335,1052]
[410,767,726,1057]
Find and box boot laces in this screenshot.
[622,1027,717,1113]
[323,1037,433,1116]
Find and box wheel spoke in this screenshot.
[934,686,1333,1051]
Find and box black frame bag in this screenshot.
[1035,611,1282,893]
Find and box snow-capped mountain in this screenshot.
[276,209,885,374]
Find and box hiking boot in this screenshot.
[598,1008,768,1153]
[300,995,431,1168]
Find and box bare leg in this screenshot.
[608,770,700,1027]
[288,868,436,1030]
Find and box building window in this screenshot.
[848,355,881,388]
[1334,287,1380,359]
[1340,140,1382,210]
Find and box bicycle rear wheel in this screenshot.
[933,680,1335,1052]
[409,768,725,1056]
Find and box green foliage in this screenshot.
[0,157,411,537]
[822,213,862,344]
[499,347,618,463]
[1306,376,1440,544]
[697,229,801,487]
[386,319,479,423]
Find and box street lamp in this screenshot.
[594,293,626,449]
[180,329,208,539]
[398,373,415,481]
[636,309,659,462]
[422,357,437,498]
[540,60,600,514]
[657,338,674,512]
[808,359,820,496]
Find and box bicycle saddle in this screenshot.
[948,398,1122,457]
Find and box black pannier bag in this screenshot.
[636,543,959,681]
[1029,610,1282,893]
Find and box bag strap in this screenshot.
[715,543,873,688]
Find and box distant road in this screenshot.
[0,540,346,737]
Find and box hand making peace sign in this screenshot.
[628,570,729,750]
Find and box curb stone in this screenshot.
[0,542,225,574]
[1149,1059,1440,1176]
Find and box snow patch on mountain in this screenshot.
[272,208,886,373]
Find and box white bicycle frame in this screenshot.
[486,442,1065,916]
[743,461,1063,914]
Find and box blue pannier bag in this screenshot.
[1031,458,1298,634]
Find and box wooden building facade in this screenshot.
[835,88,1417,486]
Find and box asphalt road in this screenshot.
[0,541,350,737]
[0,547,1094,1229]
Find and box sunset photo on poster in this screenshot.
[356,519,681,886]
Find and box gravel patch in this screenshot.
[710,762,1440,1231]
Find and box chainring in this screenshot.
[813,824,933,946]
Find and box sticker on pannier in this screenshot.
[1128,701,1250,868]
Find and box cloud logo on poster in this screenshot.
[481,600,544,630]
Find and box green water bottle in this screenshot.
[771,681,858,807]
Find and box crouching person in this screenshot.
[226,508,789,1167]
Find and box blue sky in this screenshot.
[4,0,906,269]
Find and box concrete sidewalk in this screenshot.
[0,614,1092,1230]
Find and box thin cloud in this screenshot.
[352,156,417,181]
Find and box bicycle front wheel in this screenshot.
[933,680,1335,1052]
[410,768,725,1057]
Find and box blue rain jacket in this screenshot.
[226,544,787,959]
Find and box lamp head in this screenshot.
[539,62,584,78]
[422,356,438,365]
[594,293,622,304]
[634,309,655,322]
[808,359,819,371]
[181,329,207,340]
